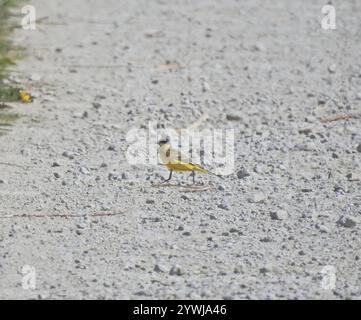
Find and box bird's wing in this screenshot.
[168,147,191,163]
[168,148,208,172]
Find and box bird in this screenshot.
[158,137,218,184]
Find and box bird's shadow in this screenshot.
[151,182,213,192]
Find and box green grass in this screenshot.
[0,0,22,134]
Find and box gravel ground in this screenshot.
[0,0,361,299]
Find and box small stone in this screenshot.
[328,64,336,73]
[270,210,288,220]
[0,179,7,184]
[62,151,75,159]
[253,43,265,52]
[52,162,60,167]
[121,173,128,179]
[217,185,225,191]
[356,143,361,153]
[316,224,329,233]
[337,216,356,228]
[346,172,361,181]
[29,74,41,82]
[92,102,102,109]
[226,114,241,121]
[146,199,155,204]
[80,167,90,175]
[53,172,61,179]
[236,169,249,179]
[259,267,270,274]
[108,172,120,181]
[43,95,55,102]
[169,265,183,276]
[249,192,266,203]
[260,236,272,242]
[218,202,230,210]
[182,231,191,236]
[107,145,116,151]
[154,264,166,273]
[202,81,210,92]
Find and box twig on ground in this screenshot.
[0,161,28,169]
[320,113,361,123]
[151,183,213,192]
[0,210,127,219]
[154,62,185,71]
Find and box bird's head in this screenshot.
[158,136,170,146]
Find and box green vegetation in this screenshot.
[0,0,22,134]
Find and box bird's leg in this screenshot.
[192,171,196,184]
[163,170,173,183]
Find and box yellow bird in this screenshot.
[158,137,212,184]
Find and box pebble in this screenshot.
[236,169,249,179]
[29,74,41,82]
[337,216,356,228]
[226,114,241,121]
[248,192,266,203]
[43,95,55,102]
[346,172,361,181]
[53,172,61,179]
[169,265,183,276]
[62,151,75,159]
[328,64,336,73]
[0,179,7,184]
[259,267,270,274]
[270,210,288,220]
[92,102,102,109]
[80,167,90,175]
[218,201,230,210]
[253,42,265,52]
[316,224,329,233]
[202,81,210,92]
[356,143,361,153]
[154,264,167,273]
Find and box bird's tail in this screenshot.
[192,164,225,179]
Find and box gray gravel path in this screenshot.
[0,0,361,299]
